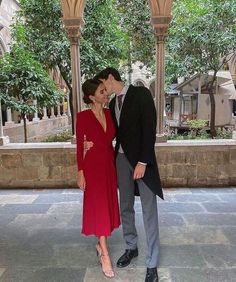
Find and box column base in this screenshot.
[232,131,236,140]
[71,135,76,144]
[0,136,10,146]
[156,134,167,143]
[33,118,40,122]
[4,121,15,127]
[42,116,48,120]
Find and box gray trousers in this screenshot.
[116,153,160,268]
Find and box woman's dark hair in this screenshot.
[96,67,122,82]
[82,78,102,104]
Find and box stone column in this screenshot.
[0,101,9,145]
[152,19,172,141]
[57,104,61,117]
[60,0,85,137]
[33,100,40,122]
[67,94,71,117]
[50,106,55,118]
[66,23,83,133]
[149,0,173,142]
[62,97,67,116]
[42,107,48,120]
[5,108,14,126]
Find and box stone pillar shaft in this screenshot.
[155,37,165,135]
[0,102,3,137]
[69,32,82,133]
[33,100,40,122]
[42,107,48,120]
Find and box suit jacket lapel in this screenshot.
[109,97,118,128]
[120,85,134,125]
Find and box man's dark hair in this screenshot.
[96,67,122,82]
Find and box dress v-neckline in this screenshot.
[90,109,107,133]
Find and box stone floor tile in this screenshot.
[158,202,204,213]
[200,245,236,267]
[0,244,56,268]
[183,213,236,226]
[27,228,87,245]
[221,227,236,244]
[33,194,82,204]
[172,193,221,203]
[2,267,86,282]
[158,213,185,226]
[159,245,206,268]
[0,195,38,204]
[169,267,236,282]
[8,213,74,233]
[0,214,17,226]
[160,226,229,245]
[217,193,236,203]
[0,204,51,214]
[0,188,235,282]
[47,202,82,214]
[53,243,99,268]
[202,202,236,213]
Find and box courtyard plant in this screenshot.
[0,47,62,142]
[166,0,236,138]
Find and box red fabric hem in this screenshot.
[81,224,120,237]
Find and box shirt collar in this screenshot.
[118,85,129,96]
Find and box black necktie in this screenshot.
[118,94,124,110]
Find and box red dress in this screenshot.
[76,108,120,236]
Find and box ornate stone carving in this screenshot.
[60,0,85,19]
[148,0,173,17]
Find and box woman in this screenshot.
[76,78,120,278]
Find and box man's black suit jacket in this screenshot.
[109,85,164,200]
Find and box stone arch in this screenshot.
[133,79,147,88]
[149,79,155,98]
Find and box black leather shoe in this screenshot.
[145,268,158,282]
[116,248,138,268]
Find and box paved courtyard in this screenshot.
[0,187,235,282]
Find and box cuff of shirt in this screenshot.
[138,161,147,166]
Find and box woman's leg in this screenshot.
[96,236,114,278]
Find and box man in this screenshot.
[95,67,163,282]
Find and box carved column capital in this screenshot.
[63,18,84,44]
[151,16,172,42]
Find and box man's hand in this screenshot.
[83,141,94,152]
[133,163,146,180]
[77,170,86,191]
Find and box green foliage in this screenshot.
[0,46,62,142]
[167,0,236,79]
[166,0,236,137]
[117,0,155,73]
[187,119,208,130]
[15,0,126,80]
[0,48,61,110]
[43,130,72,142]
[215,127,233,139]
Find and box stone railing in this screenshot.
[0,140,236,188]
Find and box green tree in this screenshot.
[117,0,155,79]
[0,47,61,142]
[14,0,126,132]
[166,0,236,137]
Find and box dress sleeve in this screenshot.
[76,112,86,171]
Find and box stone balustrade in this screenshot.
[0,140,236,188]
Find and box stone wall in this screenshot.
[0,140,236,189]
[3,116,69,142]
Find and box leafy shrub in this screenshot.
[43,130,72,142]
